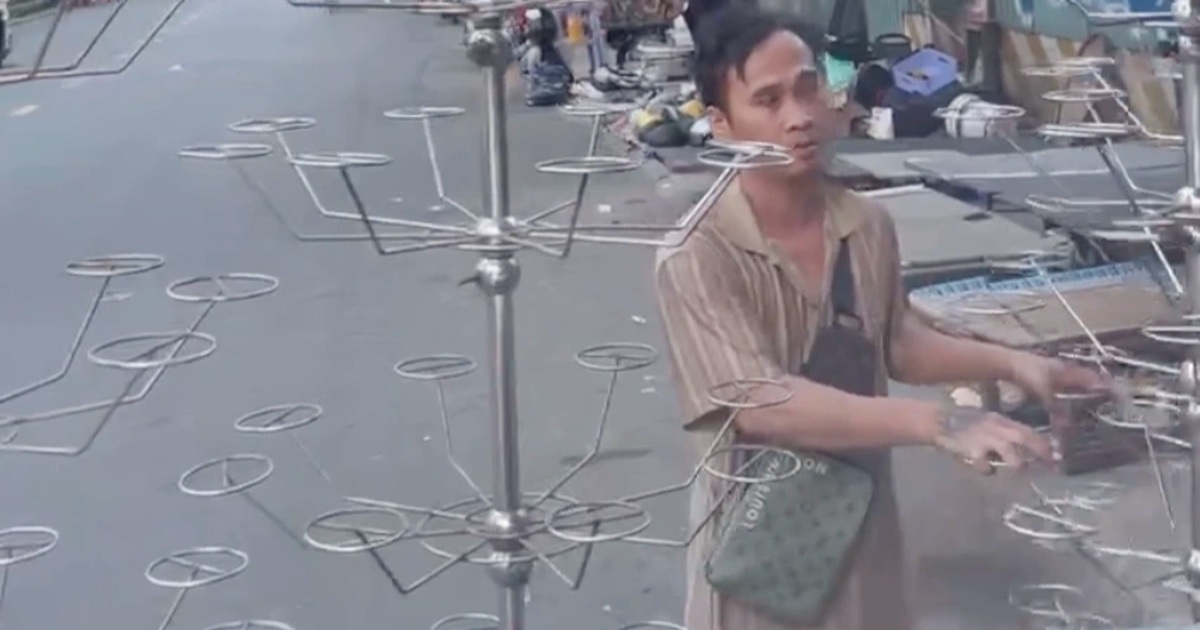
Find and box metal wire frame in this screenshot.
[0,0,191,86]
[179,111,791,261]
[960,5,1200,612]
[0,526,59,625]
[303,354,798,596]
[0,273,278,456]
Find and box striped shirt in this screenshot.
[654,177,912,630]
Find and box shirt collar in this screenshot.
[712,176,867,264]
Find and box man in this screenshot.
[653,6,1106,630]
[517,8,574,107]
[680,0,727,43]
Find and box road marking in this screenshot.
[9,104,38,117]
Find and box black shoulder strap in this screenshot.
[830,236,857,319]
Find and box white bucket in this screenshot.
[942,93,1019,139]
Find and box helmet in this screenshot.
[525,7,559,47]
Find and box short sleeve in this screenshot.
[654,239,783,429]
[878,210,909,377]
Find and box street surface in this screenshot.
[0,1,1195,628]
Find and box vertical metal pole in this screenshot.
[465,16,529,630]
[1177,0,1200,619]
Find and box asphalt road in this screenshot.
[0,2,1196,629]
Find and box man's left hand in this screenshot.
[1007,352,1111,409]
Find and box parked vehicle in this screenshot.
[0,0,10,66]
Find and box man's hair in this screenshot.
[692,4,828,110]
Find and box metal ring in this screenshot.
[1024,194,1070,213]
[228,117,317,134]
[145,547,249,589]
[166,273,280,303]
[1053,390,1110,403]
[1094,398,1175,430]
[1145,389,1194,404]
[383,106,465,120]
[617,623,687,630]
[708,139,785,152]
[1110,217,1177,230]
[65,254,165,278]
[559,102,636,117]
[697,148,792,169]
[949,291,1046,316]
[535,156,641,175]
[574,342,658,372]
[1058,343,1127,365]
[1171,212,1200,226]
[1131,396,1181,412]
[1041,88,1126,103]
[430,613,499,630]
[706,377,792,409]
[234,403,323,434]
[178,143,273,160]
[1142,325,1200,345]
[636,41,693,58]
[1059,56,1116,68]
[1037,122,1139,139]
[932,104,1026,120]
[544,500,651,543]
[304,506,409,553]
[204,622,296,630]
[88,331,217,370]
[394,354,477,380]
[1073,481,1125,505]
[1023,194,1162,213]
[1021,65,1096,78]
[1002,503,1098,541]
[376,0,477,16]
[1087,228,1161,243]
[990,249,1071,273]
[0,526,58,567]
[701,445,802,484]
[178,454,274,497]
[1008,582,1087,617]
[290,152,393,168]
[1067,613,1119,628]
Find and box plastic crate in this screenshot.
[891,47,959,97]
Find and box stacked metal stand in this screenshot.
[176,3,800,629]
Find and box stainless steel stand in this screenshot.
[468,19,533,627]
[184,2,805,625]
[1175,1,1200,619]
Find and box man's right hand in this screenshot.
[931,405,1055,474]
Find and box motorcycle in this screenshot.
[0,1,10,66]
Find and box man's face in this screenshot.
[709,31,832,179]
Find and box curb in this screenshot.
[11,0,60,22]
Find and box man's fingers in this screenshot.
[963,446,997,474]
[1054,360,1112,393]
[985,436,1024,470]
[986,414,1054,461]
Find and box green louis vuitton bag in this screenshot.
[704,233,878,625]
[704,448,874,626]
